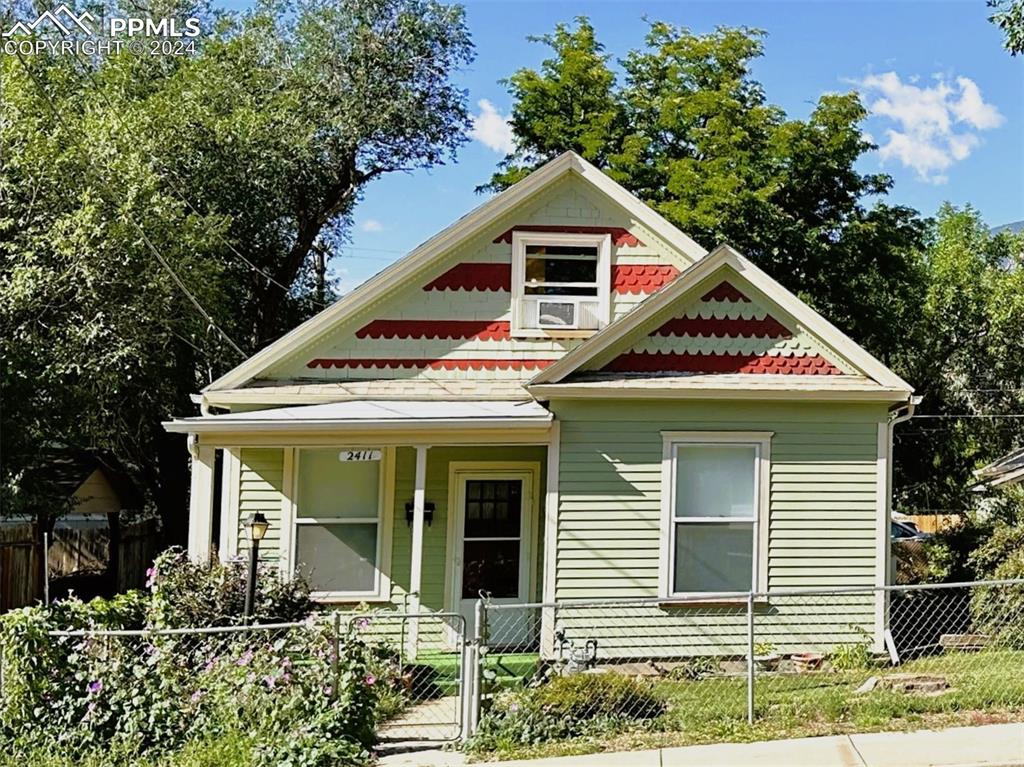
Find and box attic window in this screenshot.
[511,231,611,335]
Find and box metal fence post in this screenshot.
[469,598,486,735]
[746,590,755,724]
[331,611,341,700]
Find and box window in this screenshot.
[661,433,771,597]
[511,232,611,334]
[293,448,388,597]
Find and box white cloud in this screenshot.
[468,99,516,155]
[359,218,383,233]
[854,72,1004,184]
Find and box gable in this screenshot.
[256,173,699,390]
[597,277,851,376]
[204,152,707,398]
[531,245,913,399]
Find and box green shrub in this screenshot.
[829,641,873,670]
[971,547,1024,649]
[0,551,382,766]
[465,671,665,753]
[147,547,314,628]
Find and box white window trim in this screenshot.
[284,446,395,602]
[659,431,772,599]
[510,231,611,337]
[443,461,541,616]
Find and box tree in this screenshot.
[485,19,928,368]
[989,0,1024,54]
[895,205,1024,514]
[0,0,473,542]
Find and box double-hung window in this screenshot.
[661,433,771,597]
[511,232,611,334]
[292,447,390,599]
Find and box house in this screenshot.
[164,152,915,656]
[973,447,1024,491]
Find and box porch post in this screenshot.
[407,444,429,658]
[540,421,560,658]
[187,436,216,563]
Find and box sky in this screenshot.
[239,0,1024,291]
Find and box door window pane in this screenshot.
[674,445,756,519]
[295,523,377,592]
[298,448,379,518]
[464,480,522,538]
[673,522,753,593]
[462,540,520,598]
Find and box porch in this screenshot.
[164,400,555,648]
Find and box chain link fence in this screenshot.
[475,579,1024,734]
[4,579,1022,754]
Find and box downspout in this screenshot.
[880,394,920,660]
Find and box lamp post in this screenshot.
[243,512,269,623]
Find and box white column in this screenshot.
[540,421,560,659]
[407,445,429,657]
[187,438,216,563]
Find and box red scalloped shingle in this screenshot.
[493,225,643,246]
[612,264,680,294]
[307,358,555,371]
[700,282,750,302]
[423,263,511,292]
[651,316,791,339]
[602,352,843,375]
[356,320,511,341]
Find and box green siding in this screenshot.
[549,400,885,656]
[389,446,548,611]
[236,448,285,562]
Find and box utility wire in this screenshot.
[12,50,246,359]
[68,57,293,293]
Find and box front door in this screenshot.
[451,471,534,646]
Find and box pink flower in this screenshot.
[236,649,254,666]
[87,680,103,695]
[364,674,376,686]
[356,617,371,630]
[190,690,205,703]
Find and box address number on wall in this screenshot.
[338,449,382,462]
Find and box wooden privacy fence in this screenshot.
[0,518,161,612]
[0,524,43,612]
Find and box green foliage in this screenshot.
[486,18,927,373]
[465,672,665,752]
[0,549,387,765]
[146,547,313,628]
[1,0,473,534]
[667,656,720,681]
[896,206,1024,516]
[989,0,1024,54]
[0,604,381,766]
[829,642,873,671]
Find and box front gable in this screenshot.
[595,276,851,376]
[206,154,706,404]
[530,245,913,400]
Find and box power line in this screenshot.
[69,58,293,293]
[12,50,245,359]
[910,414,1024,419]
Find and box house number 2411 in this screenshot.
[338,449,381,462]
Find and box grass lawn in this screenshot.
[466,649,1024,762]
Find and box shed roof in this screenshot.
[164,399,552,433]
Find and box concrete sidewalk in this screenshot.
[378,722,1023,767]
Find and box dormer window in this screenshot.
[511,231,611,336]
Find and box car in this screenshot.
[891,518,932,541]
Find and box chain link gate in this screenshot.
[348,611,469,743]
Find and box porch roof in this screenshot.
[163,399,553,434]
